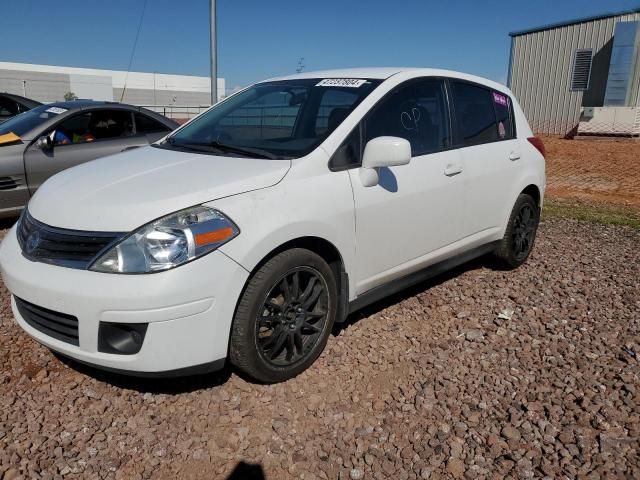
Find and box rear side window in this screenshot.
[451,82,499,146]
[135,113,170,134]
[53,110,134,145]
[365,78,450,157]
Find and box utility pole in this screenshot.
[209,0,217,105]
[22,80,27,97]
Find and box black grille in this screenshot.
[15,297,79,346]
[17,210,124,269]
[0,176,19,190]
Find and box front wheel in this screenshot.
[230,248,337,383]
[494,193,540,269]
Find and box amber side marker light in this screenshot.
[194,227,235,247]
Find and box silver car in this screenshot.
[0,101,178,218]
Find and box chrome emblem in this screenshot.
[25,231,41,254]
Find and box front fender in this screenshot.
[210,169,357,300]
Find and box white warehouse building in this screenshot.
[0,62,225,117]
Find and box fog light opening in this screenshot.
[98,322,148,355]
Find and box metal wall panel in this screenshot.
[0,70,71,102]
[509,12,640,134]
[113,88,211,106]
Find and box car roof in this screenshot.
[265,67,509,92]
[268,67,408,81]
[44,100,126,110]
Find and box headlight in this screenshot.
[90,206,239,273]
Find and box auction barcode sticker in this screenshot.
[316,78,367,88]
[45,107,68,115]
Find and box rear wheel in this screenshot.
[230,248,337,383]
[494,193,540,269]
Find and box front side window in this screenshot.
[53,110,134,145]
[0,98,19,119]
[364,79,450,157]
[451,82,499,146]
[163,78,381,159]
[330,125,361,170]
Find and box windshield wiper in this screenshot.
[163,137,279,159]
[208,141,279,160]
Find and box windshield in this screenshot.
[160,78,381,159]
[0,104,69,137]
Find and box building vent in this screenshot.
[570,49,593,91]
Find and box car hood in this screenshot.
[28,145,291,231]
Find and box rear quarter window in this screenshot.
[451,81,500,146]
[491,91,515,140]
[135,113,170,134]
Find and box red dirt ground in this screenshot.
[542,136,640,209]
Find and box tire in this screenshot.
[494,193,540,269]
[229,248,338,383]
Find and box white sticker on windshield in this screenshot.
[45,107,68,115]
[316,78,367,88]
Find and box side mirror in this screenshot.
[359,136,411,187]
[36,134,53,151]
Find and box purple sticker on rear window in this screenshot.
[493,92,508,106]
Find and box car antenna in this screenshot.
[120,0,148,103]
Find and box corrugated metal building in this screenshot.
[508,8,640,135]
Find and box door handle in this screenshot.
[509,151,521,161]
[444,163,463,177]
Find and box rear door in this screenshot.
[449,80,520,237]
[24,109,143,192]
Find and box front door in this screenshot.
[24,109,143,193]
[347,78,467,294]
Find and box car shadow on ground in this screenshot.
[53,254,495,393]
[334,254,494,333]
[54,353,234,394]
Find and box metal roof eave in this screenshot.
[509,7,640,37]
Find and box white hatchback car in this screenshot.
[0,68,545,383]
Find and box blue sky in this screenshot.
[2,0,639,92]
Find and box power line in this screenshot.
[120,0,149,102]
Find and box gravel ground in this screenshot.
[1,217,639,480]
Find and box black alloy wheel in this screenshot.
[511,203,537,261]
[494,193,540,269]
[230,248,337,383]
[256,267,329,367]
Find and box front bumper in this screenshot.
[0,225,249,374]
